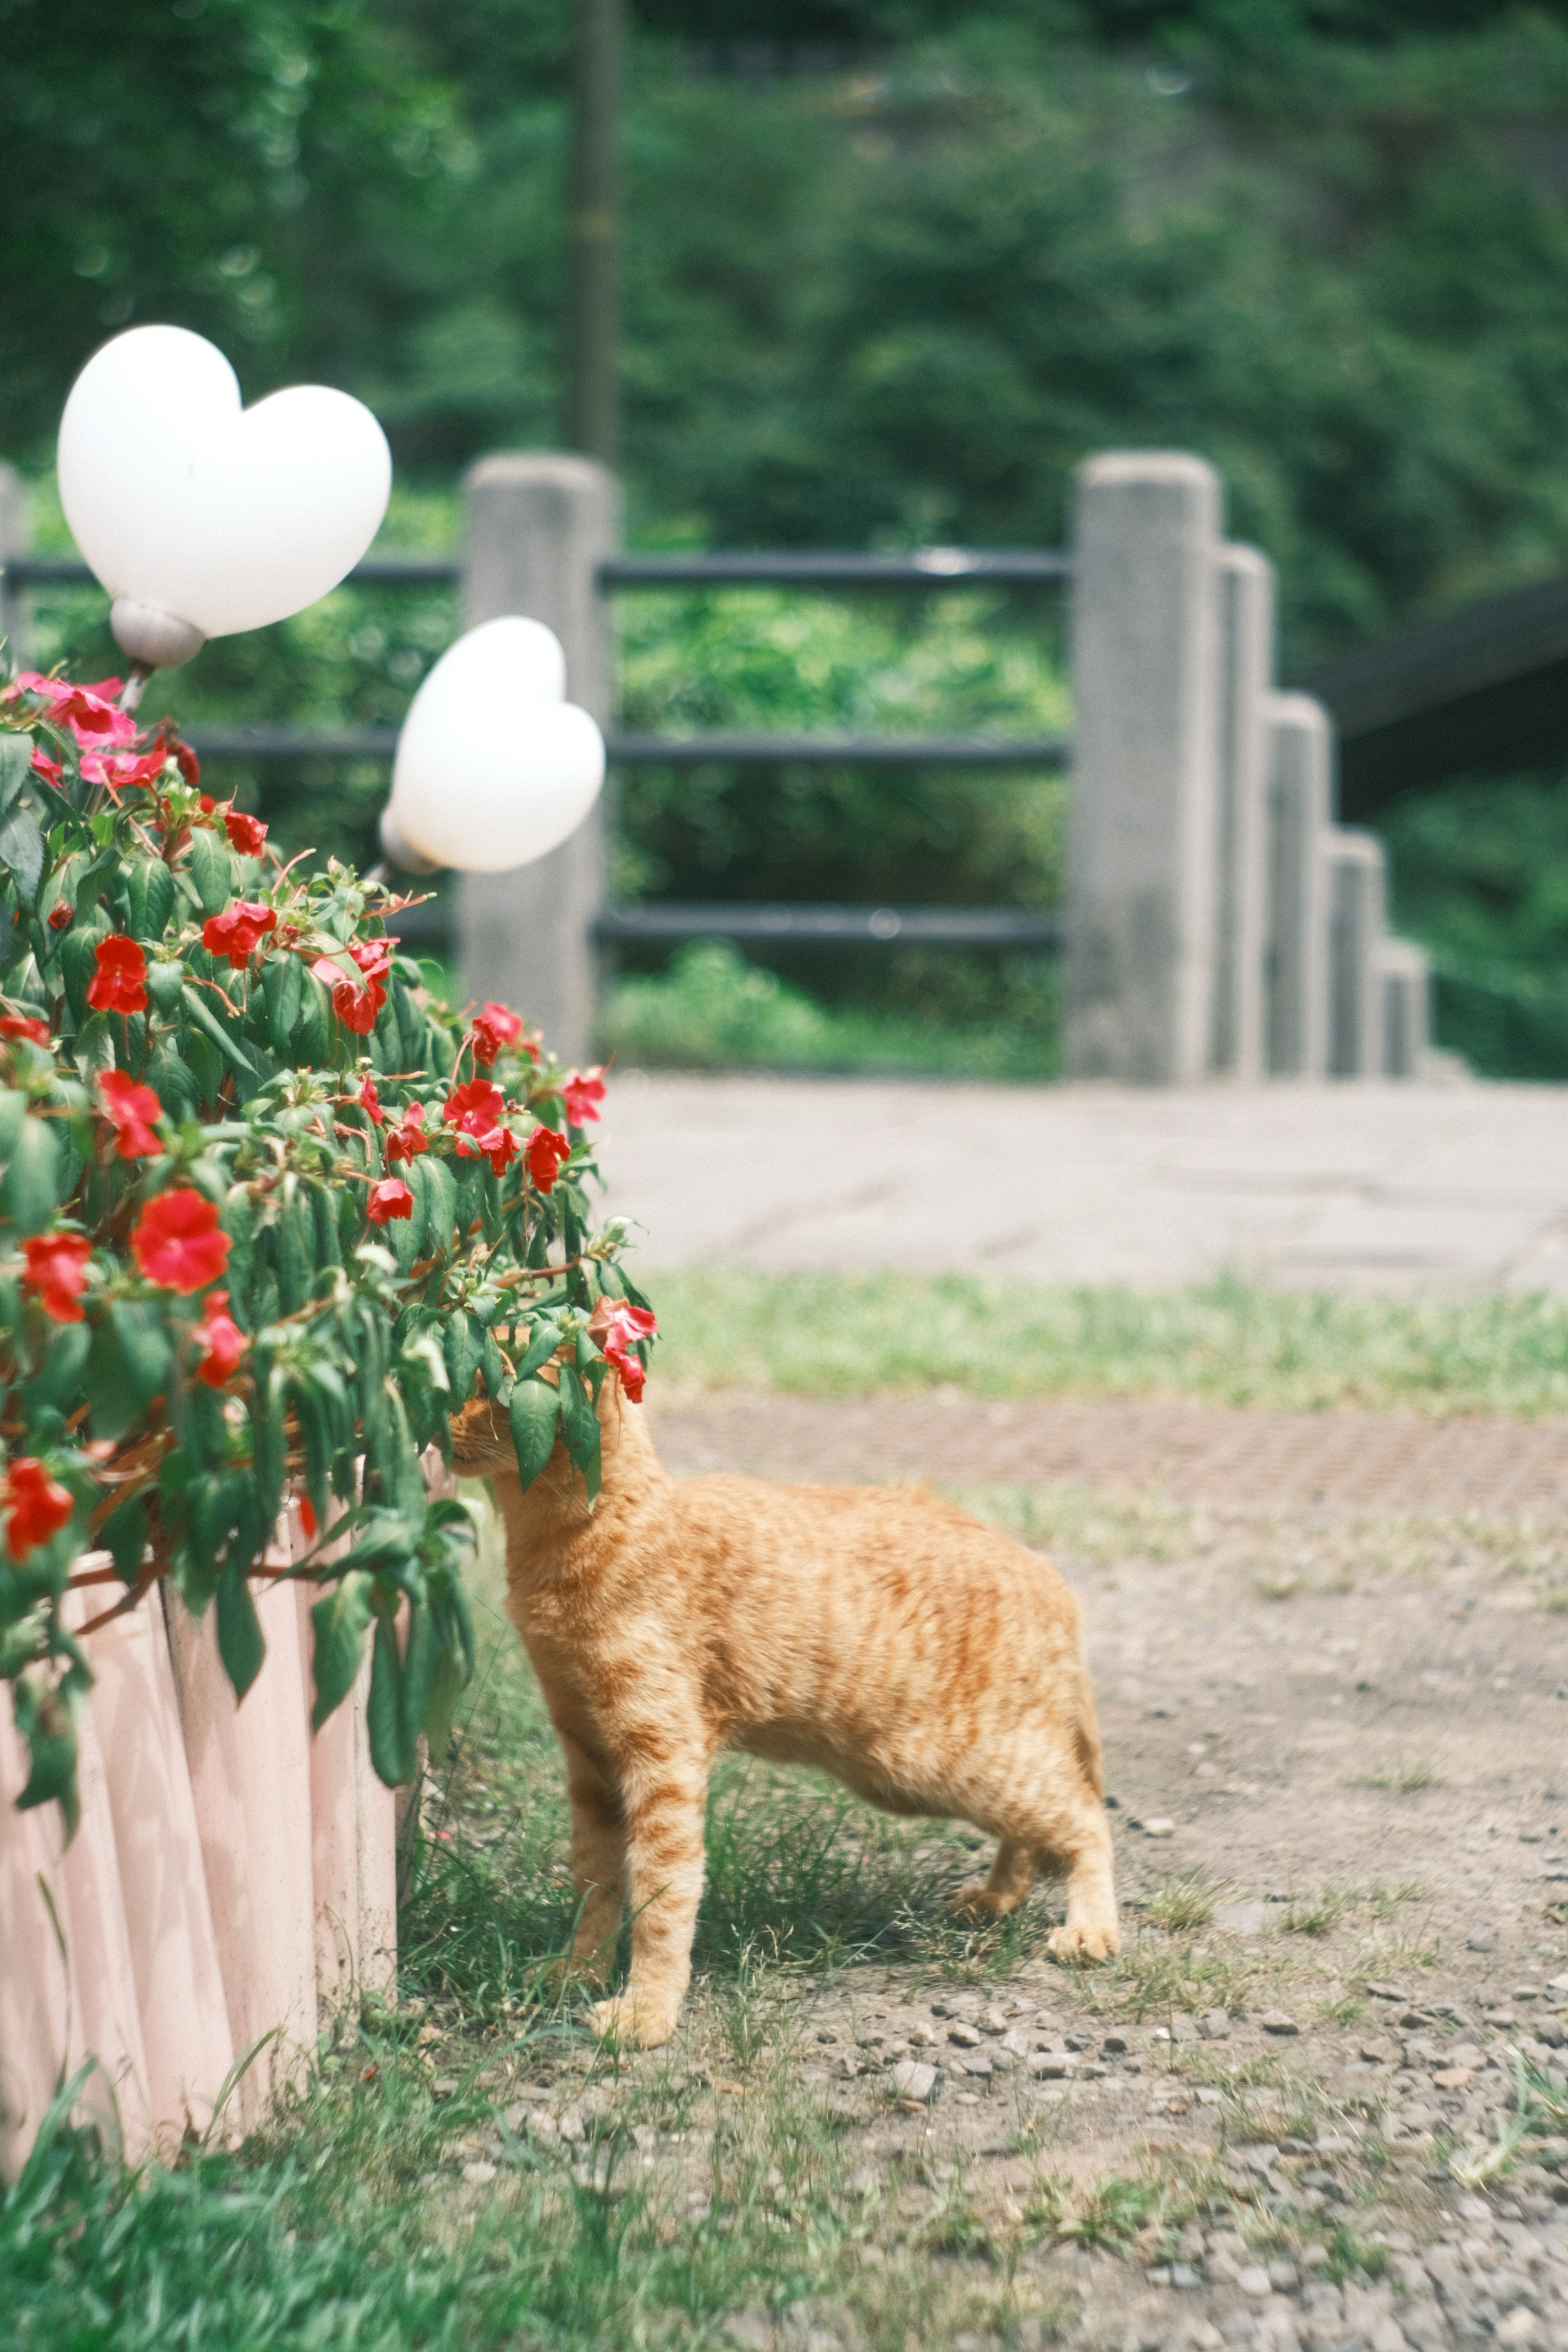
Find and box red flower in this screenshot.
[174,742,200,788]
[357,1075,383,1126]
[385,1100,428,1165]
[313,941,391,1037]
[193,1288,247,1388]
[16,671,136,748]
[47,903,72,931]
[0,1016,50,1045]
[599,1302,657,1403]
[443,1077,506,1140]
[6,1458,74,1559]
[366,1177,414,1226]
[22,1232,92,1323]
[80,747,170,796]
[470,1000,525,1066]
[98,1069,163,1159]
[562,1065,606,1126]
[224,808,267,855]
[203,900,277,970]
[525,1124,571,1194]
[86,934,148,1015]
[30,748,62,787]
[131,1187,231,1294]
[298,1493,317,1539]
[199,793,216,814]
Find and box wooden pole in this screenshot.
[567,0,622,466]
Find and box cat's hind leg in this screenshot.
[1043,1797,1119,1962]
[948,1837,1036,1922]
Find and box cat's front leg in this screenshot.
[588,1747,709,2049]
[561,1728,627,1985]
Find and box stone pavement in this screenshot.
[598,1072,1568,1294]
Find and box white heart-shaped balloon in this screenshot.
[58,325,391,645]
[385,616,604,874]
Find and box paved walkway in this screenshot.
[599,1071,1568,1293]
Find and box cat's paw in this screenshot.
[947,1880,1010,1922]
[587,1994,677,2049]
[1047,1919,1119,1963]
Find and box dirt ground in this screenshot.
[430,1395,1568,2352]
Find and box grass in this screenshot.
[643,1268,1568,1418]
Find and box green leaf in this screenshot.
[11,1678,79,1840]
[3,1115,61,1236]
[367,1608,413,1787]
[73,1010,115,1083]
[296,971,330,1065]
[508,1374,559,1491]
[20,1319,91,1413]
[0,1086,27,1166]
[251,1363,288,1526]
[274,1188,312,1313]
[215,1552,266,1701]
[180,983,256,1079]
[442,1310,482,1405]
[262,950,303,1054]
[0,802,45,899]
[187,826,232,917]
[512,1316,561,1383]
[401,1598,436,1767]
[424,1645,464,1765]
[101,1492,149,1585]
[127,858,175,940]
[146,958,185,1019]
[558,1363,601,1504]
[109,1300,173,1407]
[421,1156,457,1258]
[0,734,33,814]
[308,1568,374,1731]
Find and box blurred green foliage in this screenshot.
[11,1,1568,1069]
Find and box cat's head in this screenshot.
[448,1394,517,1474]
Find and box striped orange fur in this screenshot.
[453,1386,1119,2047]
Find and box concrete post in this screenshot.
[1379,938,1430,1079]
[1325,830,1386,1079]
[1263,693,1332,1079]
[0,464,29,675]
[1209,544,1273,1079]
[457,454,617,1069]
[1065,452,1223,1084]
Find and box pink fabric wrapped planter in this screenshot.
[0,1470,442,2176]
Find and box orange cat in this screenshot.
[453,1385,1119,2047]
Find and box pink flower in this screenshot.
[98,1069,163,1159]
[131,1188,231,1294]
[193,1289,246,1388]
[366,1177,414,1226]
[595,1301,657,1402]
[22,1232,92,1323]
[80,746,170,796]
[470,1000,525,1066]
[385,1100,428,1165]
[29,748,62,787]
[525,1124,571,1194]
[86,934,148,1015]
[562,1065,606,1125]
[15,672,136,749]
[224,808,267,855]
[203,900,277,969]
[6,1459,74,1558]
[443,1077,518,1175]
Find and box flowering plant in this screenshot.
[0,668,655,1830]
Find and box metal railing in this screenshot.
[7,546,1071,958]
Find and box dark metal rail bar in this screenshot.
[8,548,1068,594]
[598,550,1070,587]
[183,725,1071,769]
[593,902,1062,950]
[7,555,459,588]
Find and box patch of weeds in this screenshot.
[1103,1938,1259,2023]
[1256,1575,1302,1602]
[1282,1887,1350,1938]
[1060,2163,1202,2256]
[1353,1763,1436,1793]
[1316,1993,1365,2026]
[1144,1873,1224,1935]
[1366,1881,1430,1914]
[1321,2223,1392,2283]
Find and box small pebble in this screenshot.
[1260,2010,1298,2036]
[889,2059,937,2105]
[1138,1816,1176,1839]
[1237,2265,1272,2299]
